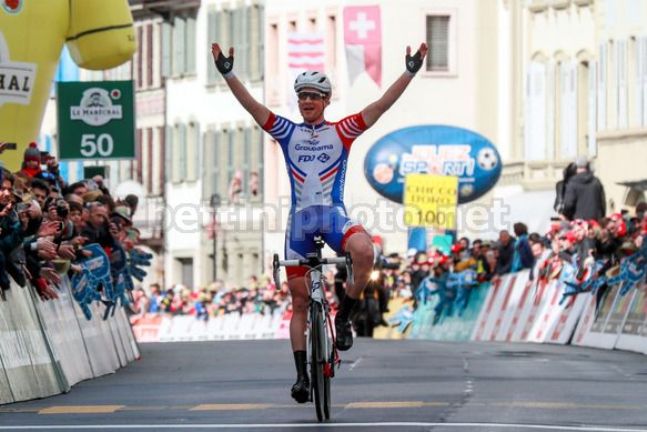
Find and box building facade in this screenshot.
[263,0,511,256]
[492,0,597,233]
[594,0,647,211]
[163,0,266,290]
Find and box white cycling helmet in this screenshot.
[294,71,332,95]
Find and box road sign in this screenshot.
[57,80,135,160]
[404,174,459,230]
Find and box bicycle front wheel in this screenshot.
[310,303,328,422]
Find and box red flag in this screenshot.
[343,6,382,87]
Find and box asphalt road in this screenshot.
[1,339,646,432]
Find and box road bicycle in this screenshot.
[273,235,353,422]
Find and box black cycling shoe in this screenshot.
[335,314,353,351]
[291,375,310,404]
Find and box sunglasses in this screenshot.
[297,91,325,101]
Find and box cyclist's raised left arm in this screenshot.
[361,43,428,128]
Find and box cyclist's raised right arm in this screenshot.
[211,43,270,127]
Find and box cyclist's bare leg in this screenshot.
[343,232,375,298]
[335,232,375,351]
[288,276,309,350]
[288,275,310,403]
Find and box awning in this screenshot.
[617,179,647,191]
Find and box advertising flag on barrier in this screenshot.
[343,5,382,87]
[71,244,112,320]
[404,174,458,230]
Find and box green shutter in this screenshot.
[243,127,251,194]
[179,124,187,180]
[186,15,197,74]
[214,130,223,197]
[165,126,173,184]
[193,122,201,181]
[173,16,185,76]
[162,22,172,78]
[207,10,217,84]
[202,131,211,198]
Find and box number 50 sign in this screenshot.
[57,81,135,160]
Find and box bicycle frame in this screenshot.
[272,236,354,422]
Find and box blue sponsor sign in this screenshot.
[364,125,502,204]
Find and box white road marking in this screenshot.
[0,423,646,431]
[349,356,363,371]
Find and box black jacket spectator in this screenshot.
[562,164,606,221]
[554,163,577,214]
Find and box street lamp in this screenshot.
[209,193,221,282]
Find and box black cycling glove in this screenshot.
[406,49,424,74]
[215,51,234,76]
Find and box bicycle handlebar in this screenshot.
[272,253,354,287]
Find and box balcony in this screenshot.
[550,0,571,10]
[132,195,165,248]
[501,159,571,190]
[527,0,549,13]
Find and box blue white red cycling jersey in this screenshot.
[262,112,369,278]
[263,112,368,211]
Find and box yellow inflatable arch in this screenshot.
[0,0,136,171]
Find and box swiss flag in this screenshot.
[343,6,382,88]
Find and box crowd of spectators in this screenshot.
[125,155,647,331]
[0,142,143,301]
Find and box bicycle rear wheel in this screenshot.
[310,303,328,422]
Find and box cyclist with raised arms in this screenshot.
[211,42,428,403]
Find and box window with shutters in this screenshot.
[426,16,448,71]
[186,15,196,74]
[597,42,608,131]
[559,60,577,159]
[243,127,252,195]
[202,130,213,199]
[186,123,200,182]
[233,8,249,81]
[639,37,647,127]
[215,130,226,197]
[177,124,187,181]
[207,9,219,85]
[207,7,241,85]
[524,61,548,161]
[248,4,265,83]
[617,40,628,129]
[576,57,592,156]
[424,12,456,76]
[171,13,197,77]
[172,16,185,76]
[161,21,172,78]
